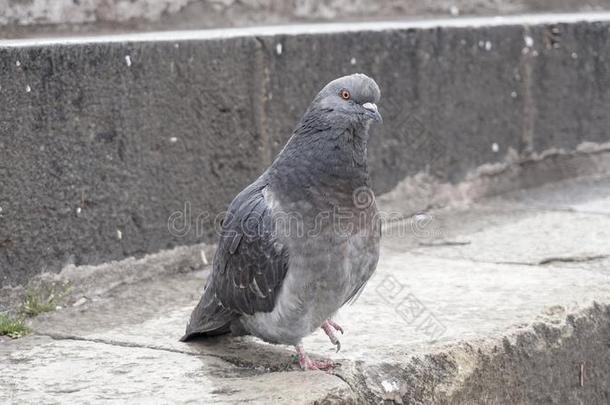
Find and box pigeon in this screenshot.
[181,73,382,370]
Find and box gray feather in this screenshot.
[182,73,382,344]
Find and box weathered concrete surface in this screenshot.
[0,336,355,404]
[2,0,610,38]
[528,22,610,152]
[0,243,215,316]
[1,175,609,404]
[0,37,264,286]
[260,24,527,187]
[2,14,610,288]
[411,210,610,263]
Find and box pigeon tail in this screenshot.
[179,287,236,342]
[179,322,231,342]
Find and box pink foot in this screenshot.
[321,319,344,352]
[326,319,344,334]
[295,344,335,371]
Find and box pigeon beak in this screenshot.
[362,102,382,123]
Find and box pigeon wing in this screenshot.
[181,182,289,340]
[211,182,289,315]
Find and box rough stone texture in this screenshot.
[1,175,609,403]
[0,37,264,286]
[260,25,526,189]
[0,337,356,404]
[411,210,610,263]
[0,243,214,315]
[2,0,610,38]
[489,174,610,213]
[1,15,610,287]
[528,21,610,152]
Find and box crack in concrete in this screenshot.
[482,254,610,268]
[253,35,272,167]
[418,240,472,247]
[330,370,365,403]
[35,331,312,375]
[39,331,205,356]
[474,255,610,268]
[411,251,610,269]
[35,331,268,371]
[538,254,610,266]
[331,362,376,404]
[533,207,610,217]
[36,331,369,400]
[519,25,536,155]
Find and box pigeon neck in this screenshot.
[268,125,372,194]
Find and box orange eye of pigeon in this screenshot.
[340,90,351,100]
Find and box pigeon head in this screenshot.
[308,73,382,128]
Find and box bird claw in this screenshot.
[300,357,335,371]
[327,319,344,334]
[321,320,343,352]
[295,344,335,371]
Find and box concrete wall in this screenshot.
[1,14,609,287]
[2,1,610,37]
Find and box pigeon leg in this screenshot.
[295,344,334,371]
[326,319,344,334]
[321,320,343,352]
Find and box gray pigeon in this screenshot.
[181,73,382,370]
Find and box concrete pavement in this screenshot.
[1,174,609,404]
